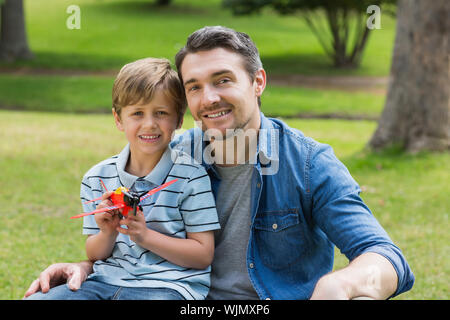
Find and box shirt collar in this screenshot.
[116,144,173,190]
[257,112,279,164]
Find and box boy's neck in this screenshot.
[125,148,165,178]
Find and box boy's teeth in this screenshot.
[206,110,229,118]
[140,135,159,139]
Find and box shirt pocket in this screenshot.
[253,208,306,269]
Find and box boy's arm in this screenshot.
[85,231,117,262]
[85,191,120,262]
[118,212,215,269]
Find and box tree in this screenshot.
[155,0,172,6]
[369,0,449,152]
[224,0,396,69]
[0,0,33,62]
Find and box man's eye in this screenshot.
[218,78,230,84]
[188,85,199,92]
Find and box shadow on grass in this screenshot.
[342,145,444,173]
[0,51,131,71]
[262,52,379,76]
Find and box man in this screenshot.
[25,26,414,300]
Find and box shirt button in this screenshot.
[256,183,261,188]
[272,223,278,230]
[249,263,254,269]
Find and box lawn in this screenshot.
[0,110,448,300]
[0,74,385,117]
[3,0,397,76]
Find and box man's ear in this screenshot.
[254,68,266,97]
[112,108,124,132]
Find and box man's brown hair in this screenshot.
[175,26,263,106]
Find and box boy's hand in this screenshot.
[94,191,121,235]
[117,209,148,245]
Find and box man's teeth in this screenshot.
[206,110,229,118]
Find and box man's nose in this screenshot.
[201,85,220,107]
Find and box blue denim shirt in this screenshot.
[170,113,414,299]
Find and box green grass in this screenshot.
[0,74,115,113]
[2,0,397,76]
[0,74,385,117]
[0,110,448,299]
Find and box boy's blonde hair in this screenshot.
[112,58,186,122]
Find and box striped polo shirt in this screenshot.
[80,144,220,300]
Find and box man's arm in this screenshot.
[307,143,414,299]
[23,261,93,298]
[310,252,398,300]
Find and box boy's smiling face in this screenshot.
[113,89,181,167]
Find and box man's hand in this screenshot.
[23,261,93,298]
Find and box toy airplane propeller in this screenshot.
[70,179,178,219]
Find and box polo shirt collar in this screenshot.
[116,144,173,190]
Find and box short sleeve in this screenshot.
[179,167,220,233]
[80,176,100,235]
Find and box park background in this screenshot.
[0,0,448,299]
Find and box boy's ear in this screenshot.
[112,108,124,131]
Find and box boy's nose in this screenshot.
[143,115,158,128]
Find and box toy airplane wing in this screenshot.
[70,203,126,219]
[140,179,178,201]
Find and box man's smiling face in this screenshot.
[180,47,265,138]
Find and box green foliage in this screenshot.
[224,0,398,68]
[224,0,396,15]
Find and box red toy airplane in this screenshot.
[70,179,178,219]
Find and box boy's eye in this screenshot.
[133,111,143,116]
[156,111,168,116]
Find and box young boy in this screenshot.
[27,58,220,300]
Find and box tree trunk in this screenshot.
[324,8,372,69]
[0,0,33,62]
[155,0,171,6]
[369,0,449,152]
